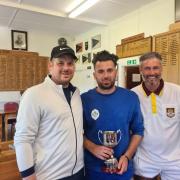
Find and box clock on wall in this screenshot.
[58,37,67,46]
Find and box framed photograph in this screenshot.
[11,30,28,50]
[76,42,83,53]
[82,53,91,64]
[75,55,81,63]
[91,34,101,49]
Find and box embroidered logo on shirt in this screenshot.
[166,107,175,118]
[91,109,99,120]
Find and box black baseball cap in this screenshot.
[50,45,77,60]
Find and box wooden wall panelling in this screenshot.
[0,50,49,91]
[23,52,37,90]
[7,52,19,90]
[33,55,39,85]
[155,35,169,82]
[35,56,49,85]
[116,45,123,59]
[40,56,49,84]
[0,54,8,90]
[11,51,38,90]
[0,50,14,90]
[116,37,152,58]
[154,30,180,84]
[168,32,180,84]
[121,33,144,44]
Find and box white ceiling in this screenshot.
[0,0,156,36]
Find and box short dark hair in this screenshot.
[140,52,162,63]
[92,50,119,67]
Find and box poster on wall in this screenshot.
[82,53,91,63]
[76,42,83,53]
[75,55,81,63]
[85,41,88,51]
[91,34,101,49]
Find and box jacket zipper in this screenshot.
[69,98,78,175]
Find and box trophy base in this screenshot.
[102,157,119,174]
[102,166,119,174]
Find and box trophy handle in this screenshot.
[98,130,103,144]
[116,129,121,144]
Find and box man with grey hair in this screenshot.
[132,52,180,180]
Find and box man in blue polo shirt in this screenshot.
[81,50,144,180]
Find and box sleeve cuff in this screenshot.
[20,166,35,178]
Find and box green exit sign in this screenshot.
[127,59,137,65]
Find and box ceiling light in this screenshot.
[65,0,84,13]
[68,0,100,18]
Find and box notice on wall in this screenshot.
[132,74,141,82]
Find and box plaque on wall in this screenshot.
[116,36,152,58]
[0,50,48,91]
[154,30,180,84]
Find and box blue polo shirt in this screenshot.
[81,87,144,178]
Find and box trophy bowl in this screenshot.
[98,130,121,173]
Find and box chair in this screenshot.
[4,102,19,141]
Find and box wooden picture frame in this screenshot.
[76,42,83,53]
[11,30,28,51]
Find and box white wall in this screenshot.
[0,0,174,59]
[71,66,96,94]
[109,0,174,53]
[0,26,12,50]
[28,29,74,57]
[0,26,74,57]
[74,0,174,55]
[73,0,175,89]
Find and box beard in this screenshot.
[97,80,115,90]
[142,74,161,90]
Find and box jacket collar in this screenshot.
[45,75,76,93]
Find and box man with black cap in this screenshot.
[14,45,84,180]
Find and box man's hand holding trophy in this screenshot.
[98,129,122,174]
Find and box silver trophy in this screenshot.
[98,130,121,173]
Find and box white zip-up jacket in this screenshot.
[14,76,84,180]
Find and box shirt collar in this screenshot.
[142,79,164,96]
[63,83,76,93]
